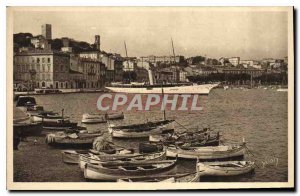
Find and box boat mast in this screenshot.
[171,38,176,64]
[162,87,166,121]
[171,38,179,83]
[124,41,131,83]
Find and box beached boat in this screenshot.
[81,113,107,124]
[110,122,174,139]
[166,144,246,160]
[79,150,167,170]
[45,132,101,149]
[197,161,255,176]
[83,159,177,181]
[32,112,77,129]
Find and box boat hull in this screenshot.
[79,151,167,171]
[45,134,100,149]
[166,145,245,160]
[84,160,177,181]
[198,161,255,176]
[105,83,219,95]
[111,123,174,138]
[61,150,90,164]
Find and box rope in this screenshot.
[174,120,190,132]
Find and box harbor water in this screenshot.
[13,88,288,182]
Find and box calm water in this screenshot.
[33,88,288,182]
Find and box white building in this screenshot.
[228,57,240,66]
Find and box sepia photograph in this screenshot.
[6,6,294,190]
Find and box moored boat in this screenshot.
[79,150,167,171]
[81,113,107,124]
[45,132,102,149]
[197,161,255,176]
[117,159,201,182]
[149,130,220,147]
[83,158,177,181]
[110,122,174,139]
[166,143,246,160]
[13,103,43,149]
[108,119,174,133]
[117,172,200,183]
[106,112,124,120]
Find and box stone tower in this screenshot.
[94,35,100,51]
[42,24,52,40]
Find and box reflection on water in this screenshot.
[33,88,288,182]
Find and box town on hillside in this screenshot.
[13,24,288,92]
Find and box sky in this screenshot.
[12,7,289,60]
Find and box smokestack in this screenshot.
[95,35,100,51]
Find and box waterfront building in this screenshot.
[14,50,71,89]
[123,60,135,71]
[223,67,263,77]
[139,55,184,64]
[179,70,188,82]
[79,58,106,88]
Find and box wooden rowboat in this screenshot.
[149,132,220,147]
[79,150,166,171]
[108,119,174,133]
[197,161,255,176]
[81,113,107,124]
[84,158,177,181]
[110,123,174,139]
[166,143,246,160]
[117,159,201,182]
[117,172,200,182]
[106,112,124,120]
[45,132,101,149]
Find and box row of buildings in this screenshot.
[13,24,288,91]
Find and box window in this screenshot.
[47,65,50,72]
[61,82,63,88]
[32,58,35,63]
[42,65,45,72]
[42,58,45,63]
[47,58,50,63]
[37,58,40,63]
[37,65,40,72]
